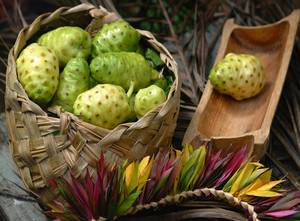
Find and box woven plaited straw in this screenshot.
[5,3,180,196]
[123,188,259,221]
[92,188,259,220]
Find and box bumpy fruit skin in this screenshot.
[90,52,160,91]
[73,84,132,129]
[16,43,59,104]
[209,53,265,100]
[38,26,91,66]
[52,58,90,112]
[134,85,166,118]
[91,20,140,57]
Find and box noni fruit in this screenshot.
[91,20,140,57]
[38,26,91,66]
[90,52,160,91]
[16,43,59,104]
[73,84,132,129]
[52,58,90,112]
[209,53,265,101]
[134,85,166,118]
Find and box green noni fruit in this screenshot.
[16,43,59,104]
[91,20,140,57]
[52,58,90,112]
[90,52,160,91]
[73,84,132,129]
[134,85,166,118]
[209,53,265,101]
[38,26,91,66]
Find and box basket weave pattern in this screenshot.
[127,188,258,220]
[5,4,180,193]
[96,188,259,220]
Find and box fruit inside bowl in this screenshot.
[209,53,265,101]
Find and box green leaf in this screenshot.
[230,163,259,194]
[154,167,173,194]
[145,48,164,67]
[244,168,269,187]
[223,167,242,192]
[181,148,200,179]
[107,202,118,220]
[117,192,140,216]
[181,165,196,191]
[190,147,207,187]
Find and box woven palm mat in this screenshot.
[1,0,300,220]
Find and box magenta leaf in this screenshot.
[214,146,248,187]
[261,210,298,218]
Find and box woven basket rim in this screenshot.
[92,187,259,221]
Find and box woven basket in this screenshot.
[94,188,259,220]
[5,3,180,196]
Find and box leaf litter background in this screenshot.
[0,0,300,220]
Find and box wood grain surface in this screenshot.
[183,10,300,160]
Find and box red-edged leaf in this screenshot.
[154,166,173,194]
[261,210,298,218]
[214,146,248,186]
[268,191,300,212]
[84,169,96,215]
[54,178,87,220]
[48,178,58,188]
[93,169,102,217]
[149,151,162,179]
[157,159,180,198]
[70,174,93,220]
[196,149,232,188]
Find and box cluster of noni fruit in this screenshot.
[16,20,172,129]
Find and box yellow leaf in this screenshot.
[183,144,194,154]
[259,169,272,183]
[257,180,284,191]
[172,158,184,194]
[125,162,135,189]
[175,149,182,158]
[240,163,267,190]
[138,157,154,191]
[223,167,242,192]
[246,190,282,198]
[238,177,265,199]
[129,162,139,194]
[139,156,150,177]
[181,144,190,165]
[191,147,207,187]
[48,204,63,213]
[250,162,264,168]
[230,163,256,195]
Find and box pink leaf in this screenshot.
[214,146,248,186]
[262,210,298,218]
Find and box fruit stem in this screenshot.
[127,81,135,98]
